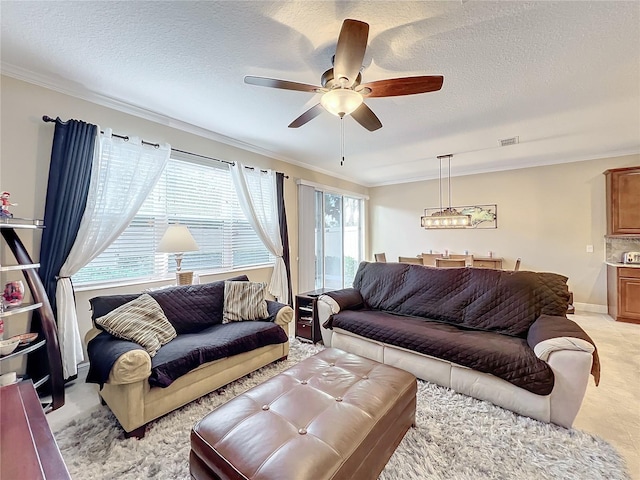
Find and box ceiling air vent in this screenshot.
[499,136,519,147]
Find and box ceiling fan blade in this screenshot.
[334,19,369,88]
[288,104,324,128]
[244,76,321,93]
[359,75,444,98]
[351,103,382,131]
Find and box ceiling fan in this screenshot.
[244,19,444,132]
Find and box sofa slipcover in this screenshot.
[318,262,598,428]
[85,278,292,437]
[328,309,555,395]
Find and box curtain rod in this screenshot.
[42,115,288,178]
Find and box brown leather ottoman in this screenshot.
[190,348,417,480]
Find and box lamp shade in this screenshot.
[321,88,364,117]
[157,225,199,253]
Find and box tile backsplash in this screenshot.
[606,237,640,263]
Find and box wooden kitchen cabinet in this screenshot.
[607,266,640,324]
[604,166,640,235]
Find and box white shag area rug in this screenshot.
[54,340,629,480]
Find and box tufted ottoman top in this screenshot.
[190,348,417,480]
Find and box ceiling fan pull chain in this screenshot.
[340,116,345,166]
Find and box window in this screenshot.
[73,156,272,285]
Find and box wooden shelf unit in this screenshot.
[0,221,64,410]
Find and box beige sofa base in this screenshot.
[97,342,289,435]
[327,327,592,428]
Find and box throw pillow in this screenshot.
[95,294,177,357]
[223,281,269,324]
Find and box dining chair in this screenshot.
[398,256,423,265]
[374,253,387,263]
[435,257,467,268]
[440,254,474,266]
[421,253,442,267]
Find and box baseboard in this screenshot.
[573,302,608,314]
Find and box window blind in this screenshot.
[73,157,272,285]
[297,184,316,293]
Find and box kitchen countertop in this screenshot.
[605,262,640,268]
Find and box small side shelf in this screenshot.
[0,218,44,229]
[0,339,46,362]
[33,374,50,389]
[1,303,44,318]
[0,263,40,272]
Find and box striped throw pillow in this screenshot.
[223,281,269,324]
[95,294,177,357]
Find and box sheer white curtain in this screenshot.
[230,162,288,304]
[56,129,170,377]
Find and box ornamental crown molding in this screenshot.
[1,63,367,187]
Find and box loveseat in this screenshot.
[84,275,292,437]
[318,262,599,428]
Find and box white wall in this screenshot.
[369,154,640,309]
[0,75,368,353]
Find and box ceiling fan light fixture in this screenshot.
[244,19,443,130]
[321,88,363,117]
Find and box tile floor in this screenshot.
[46,312,640,479]
[571,313,639,479]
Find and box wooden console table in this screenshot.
[0,380,70,479]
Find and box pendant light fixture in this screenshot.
[421,154,471,228]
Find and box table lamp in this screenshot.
[157,224,199,285]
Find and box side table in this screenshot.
[295,288,333,344]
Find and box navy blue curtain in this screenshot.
[276,173,293,306]
[39,118,97,316]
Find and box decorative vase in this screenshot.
[3,280,24,308]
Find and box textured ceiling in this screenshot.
[2,1,639,186]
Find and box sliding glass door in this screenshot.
[343,196,363,287]
[315,191,363,290]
